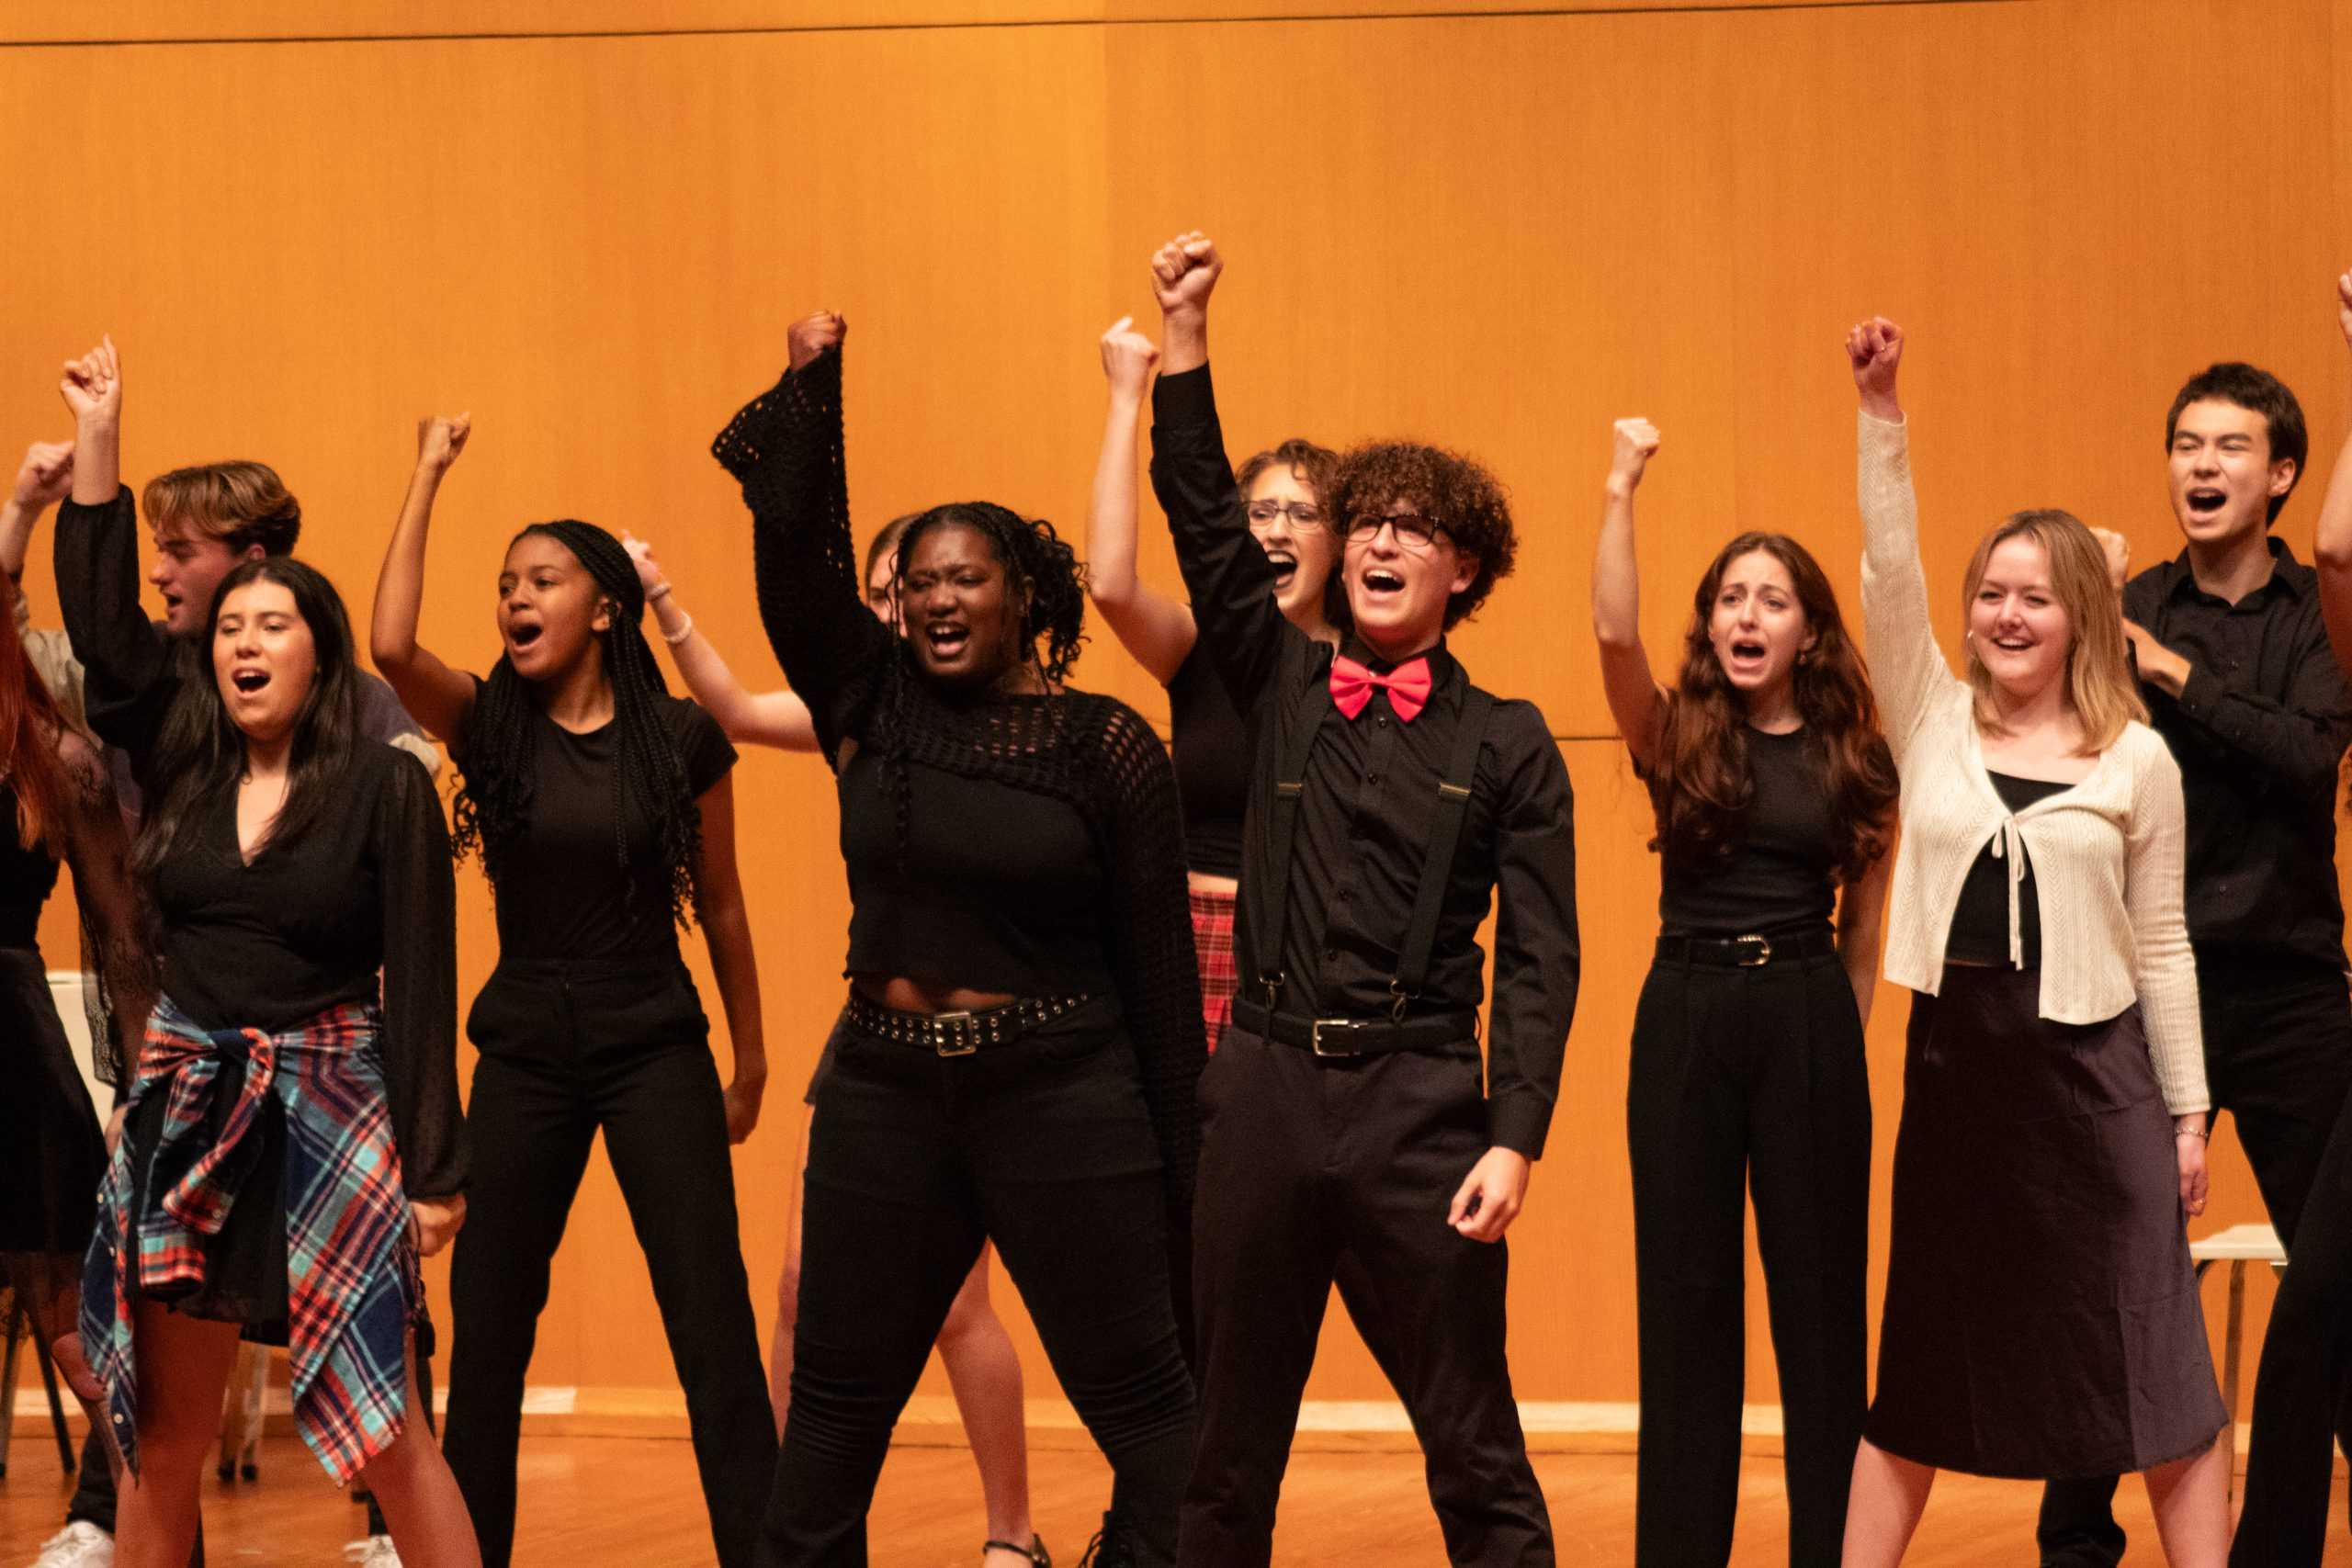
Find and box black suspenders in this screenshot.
[1251,659,1496,1021]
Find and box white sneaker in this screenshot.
[30,1522,113,1568]
[340,1538,401,1568]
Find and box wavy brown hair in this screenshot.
[1646,532,1898,884]
[0,580,79,852]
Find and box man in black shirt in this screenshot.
[2039,362,2352,1567]
[1147,235,1577,1568]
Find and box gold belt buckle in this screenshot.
[1736,934,1773,968]
[931,1010,979,1057]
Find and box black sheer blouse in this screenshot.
[712,347,1205,1203]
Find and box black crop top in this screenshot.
[475,684,738,964]
[1944,771,2068,969]
[1167,642,1251,879]
[1656,725,1838,936]
[712,345,1205,1209]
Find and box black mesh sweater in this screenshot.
[711,346,1204,1208]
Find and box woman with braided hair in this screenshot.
[368,416,777,1568]
[714,311,1200,1568]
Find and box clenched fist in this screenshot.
[789,310,846,373]
[11,440,74,510]
[59,337,121,429]
[1609,418,1661,493]
[1846,317,1905,417]
[2090,527,2131,593]
[416,413,471,475]
[1150,232,1221,318]
[1099,316,1160,401]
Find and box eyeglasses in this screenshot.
[1344,512,1448,552]
[1246,500,1326,529]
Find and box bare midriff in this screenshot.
[852,973,1021,1013]
[1187,869,1239,897]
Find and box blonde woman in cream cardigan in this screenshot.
[1839,317,2229,1568]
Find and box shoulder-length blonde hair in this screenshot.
[1960,508,2146,753]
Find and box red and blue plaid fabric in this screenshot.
[82,997,421,1484]
[1190,885,1238,1056]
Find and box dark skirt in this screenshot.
[0,948,106,1323]
[1865,964,2225,1478]
[119,1060,292,1340]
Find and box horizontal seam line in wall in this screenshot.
[0,0,2032,51]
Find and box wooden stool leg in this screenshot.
[2222,1259,2247,1506]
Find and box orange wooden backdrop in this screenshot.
[6,0,2350,1425]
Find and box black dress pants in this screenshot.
[2038,953,2352,1568]
[757,1000,1194,1567]
[443,959,776,1568]
[1181,1025,1553,1568]
[1626,943,1871,1568]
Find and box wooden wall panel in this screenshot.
[6,0,2345,1421]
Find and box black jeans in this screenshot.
[2039,953,2352,1567]
[758,998,1194,1567]
[1182,1025,1553,1568]
[443,959,775,1568]
[1627,942,1871,1568]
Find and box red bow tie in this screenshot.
[1329,655,1433,722]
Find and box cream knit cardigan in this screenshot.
[1858,412,2209,1115]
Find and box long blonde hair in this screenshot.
[1960,509,2146,753]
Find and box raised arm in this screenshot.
[622,532,816,751]
[2312,270,2352,678]
[368,416,478,747]
[1593,418,1668,768]
[710,312,895,759]
[1145,236,1297,708]
[1086,316,1196,685]
[53,338,173,762]
[1847,317,1950,762]
[4,440,74,582]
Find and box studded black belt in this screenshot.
[843,989,1093,1058]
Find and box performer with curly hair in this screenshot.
[1145,235,1578,1568]
[712,310,1201,1568]
[368,417,775,1568]
[1592,418,1897,1567]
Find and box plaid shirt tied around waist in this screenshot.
[81,997,422,1483]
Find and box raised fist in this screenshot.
[59,336,121,428]
[2090,527,2131,593]
[620,531,665,595]
[416,413,471,474]
[1149,232,1222,317]
[1610,418,1662,491]
[788,311,846,373]
[1846,317,1905,406]
[2336,269,2352,351]
[1099,316,1161,400]
[11,440,75,510]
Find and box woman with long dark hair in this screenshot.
[1841,318,2227,1566]
[78,554,475,1568]
[713,310,1200,1568]
[368,417,775,1568]
[623,518,1049,1568]
[1592,418,1896,1567]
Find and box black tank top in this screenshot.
[1657,725,1838,936]
[1167,642,1251,879]
[0,784,60,951]
[1943,771,2068,968]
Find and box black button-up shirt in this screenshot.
[1149,364,1579,1157]
[2124,539,2352,971]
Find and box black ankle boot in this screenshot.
[1075,1512,1130,1568]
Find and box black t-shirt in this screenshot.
[1167,641,1251,879]
[1657,725,1838,936]
[487,693,738,964]
[1944,771,2068,968]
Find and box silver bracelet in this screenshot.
[645,580,673,603]
[662,611,694,647]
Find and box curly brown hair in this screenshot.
[1646,532,1898,885]
[1327,440,1517,628]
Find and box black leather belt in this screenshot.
[844,990,1091,1058]
[1231,998,1477,1060]
[1653,928,1838,969]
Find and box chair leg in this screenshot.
[27,1329,75,1472]
[0,1297,22,1479]
[2222,1259,2247,1505]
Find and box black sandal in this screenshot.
[981,1536,1050,1566]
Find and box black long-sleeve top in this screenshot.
[1148,364,1579,1158]
[711,347,1206,1201]
[50,486,463,1199]
[2124,541,2352,970]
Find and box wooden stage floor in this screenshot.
[3,1435,2346,1564]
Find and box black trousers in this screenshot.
[443,959,776,1568]
[1627,944,1871,1568]
[1182,1025,1553,1568]
[2038,952,2352,1567]
[758,1000,1194,1567]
